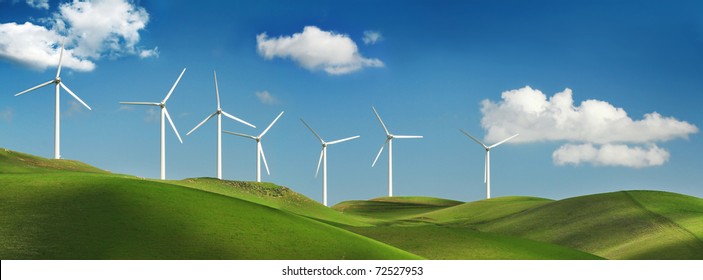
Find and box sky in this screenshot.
[1,0,702,205]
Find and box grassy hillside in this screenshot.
[2,148,701,260]
[172,178,373,226]
[474,191,703,259]
[0,149,107,174]
[345,225,602,260]
[0,172,420,259]
[411,196,553,225]
[332,196,462,222]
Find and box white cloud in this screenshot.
[0,0,155,72]
[26,0,49,9]
[0,22,95,71]
[481,86,698,144]
[0,107,13,122]
[63,100,86,117]
[256,26,384,75]
[255,90,278,105]
[57,0,150,59]
[480,86,698,168]
[145,108,158,123]
[362,30,382,45]
[139,47,159,59]
[553,143,670,168]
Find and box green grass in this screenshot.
[332,196,462,222]
[171,178,372,226]
[411,196,553,225]
[2,148,702,260]
[344,225,602,260]
[0,149,107,174]
[0,172,420,259]
[474,191,703,259]
[626,191,703,242]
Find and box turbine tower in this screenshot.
[14,40,92,159]
[301,118,360,206]
[371,106,422,197]
[224,111,284,182]
[120,68,187,180]
[186,71,256,180]
[459,129,519,199]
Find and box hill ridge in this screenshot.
[624,191,703,246]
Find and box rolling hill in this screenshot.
[0,149,419,259]
[472,191,703,259]
[1,148,701,260]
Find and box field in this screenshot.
[1,148,701,259]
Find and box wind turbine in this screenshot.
[223,111,284,182]
[301,118,360,206]
[371,106,422,197]
[120,68,187,180]
[459,129,519,199]
[186,71,256,180]
[14,40,92,159]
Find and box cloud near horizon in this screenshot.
[255,90,278,105]
[480,86,698,167]
[0,0,156,72]
[362,30,382,45]
[256,26,384,75]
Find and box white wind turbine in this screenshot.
[186,71,257,180]
[301,118,360,206]
[120,68,187,180]
[459,129,519,199]
[14,40,92,159]
[223,111,284,182]
[371,106,422,197]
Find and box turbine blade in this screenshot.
[163,107,183,143]
[489,133,520,149]
[300,118,324,143]
[186,111,217,135]
[327,135,360,145]
[371,106,390,135]
[56,39,65,78]
[260,144,270,175]
[119,102,160,106]
[259,111,284,138]
[393,135,423,139]
[315,149,324,178]
[213,70,220,109]
[15,80,54,96]
[372,139,389,167]
[60,82,91,110]
[222,130,256,140]
[459,129,488,149]
[222,110,256,128]
[163,68,186,103]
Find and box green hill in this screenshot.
[332,196,462,222]
[412,196,553,225]
[2,148,702,260]
[344,225,602,260]
[474,191,703,259]
[172,178,373,226]
[0,149,107,174]
[0,172,420,259]
[0,149,420,259]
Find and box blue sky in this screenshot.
[1,0,702,205]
